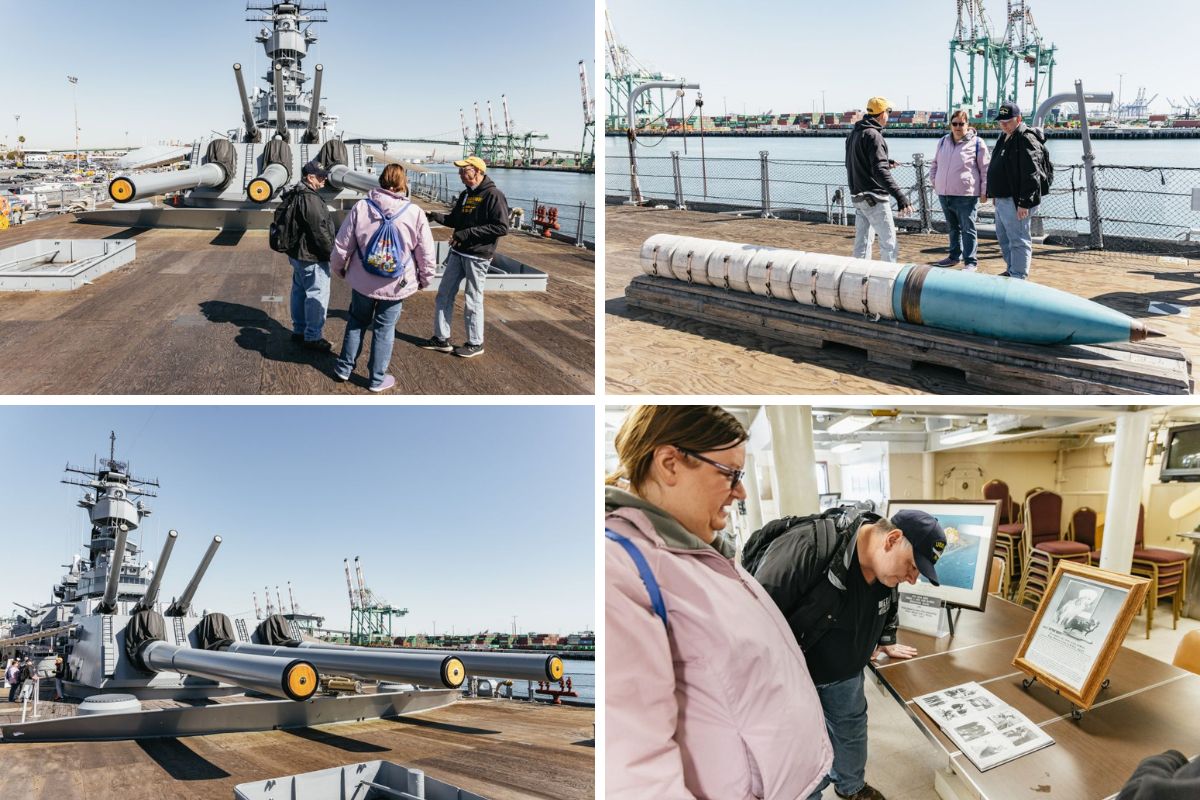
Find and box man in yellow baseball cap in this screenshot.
[846,96,913,263]
[421,155,510,359]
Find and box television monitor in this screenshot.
[1159,423,1200,482]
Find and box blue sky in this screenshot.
[3,0,594,151]
[0,406,595,636]
[605,0,1200,118]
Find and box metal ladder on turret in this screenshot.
[242,142,257,190]
[101,615,117,677]
[172,617,187,646]
[189,140,202,168]
[234,618,250,643]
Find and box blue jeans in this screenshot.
[288,258,331,340]
[993,198,1037,279]
[938,195,979,266]
[434,249,490,346]
[851,197,898,262]
[335,290,404,389]
[807,671,869,799]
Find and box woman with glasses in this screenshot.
[605,405,832,800]
[929,108,990,271]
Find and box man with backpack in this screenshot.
[420,156,509,359]
[280,160,337,350]
[743,507,947,800]
[985,102,1049,280]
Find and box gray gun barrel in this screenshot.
[225,642,465,688]
[327,164,379,194]
[139,640,318,701]
[296,642,564,683]
[109,162,227,204]
[233,63,259,142]
[135,529,178,612]
[273,63,289,141]
[247,163,289,204]
[97,523,131,614]
[304,64,324,143]
[165,535,221,616]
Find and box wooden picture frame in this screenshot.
[886,499,1000,613]
[1012,561,1149,710]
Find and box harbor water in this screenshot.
[476,656,594,705]
[606,135,1200,242]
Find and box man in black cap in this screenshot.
[746,508,946,800]
[985,102,1044,280]
[285,160,337,350]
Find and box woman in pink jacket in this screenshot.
[929,108,990,271]
[606,406,832,800]
[330,164,435,392]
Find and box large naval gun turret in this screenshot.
[84,2,387,230]
[0,434,465,743]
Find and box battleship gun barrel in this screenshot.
[327,164,380,195]
[98,523,131,614]
[639,234,1165,346]
[247,163,289,204]
[136,529,178,612]
[109,163,227,204]
[304,64,324,143]
[232,63,259,142]
[166,535,221,616]
[139,640,318,701]
[273,63,289,141]
[225,643,465,688]
[296,642,564,683]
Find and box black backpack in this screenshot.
[741,503,873,577]
[269,186,304,254]
[1025,127,1054,195]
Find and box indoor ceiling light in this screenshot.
[826,414,878,435]
[830,442,861,453]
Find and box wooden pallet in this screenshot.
[625,275,1193,395]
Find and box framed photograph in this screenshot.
[1012,561,1149,710]
[886,500,1000,612]
[818,492,841,511]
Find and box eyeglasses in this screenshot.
[677,447,745,489]
[950,122,966,127]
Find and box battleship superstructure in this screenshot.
[81,1,387,230]
[0,434,562,743]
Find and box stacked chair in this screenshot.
[983,479,1025,599]
[1087,505,1188,638]
[1017,490,1091,607]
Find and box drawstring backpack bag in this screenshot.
[357,197,413,280]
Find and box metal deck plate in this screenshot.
[0,239,136,291]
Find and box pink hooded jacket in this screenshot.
[330,187,436,301]
[605,487,833,800]
[929,128,990,198]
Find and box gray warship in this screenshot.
[81,1,390,231]
[0,434,562,743]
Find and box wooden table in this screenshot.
[871,595,1200,800]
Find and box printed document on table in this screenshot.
[914,681,1054,771]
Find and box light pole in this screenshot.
[1116,73,1124,121]
[821,90,826,122]
[12,114,18,163]
[68,75,80,173]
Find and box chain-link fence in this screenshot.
[410,171,594,248]
[608,152,1200,247]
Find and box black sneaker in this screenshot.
[302,338,333,352]
[454,343,485,359]
[835,784,886,800]
[419,336,454,353]
[290,333,304,343]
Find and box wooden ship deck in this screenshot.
[605,205,1200,395]
[0,199,594,394]
[0,695,594,799]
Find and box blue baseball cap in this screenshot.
[996,102,1021,121]
[891,509,947,585]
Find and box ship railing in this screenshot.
[5,185,104,224]
[407,171,594,249]
[606,152,1200,254]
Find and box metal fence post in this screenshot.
[912,152,933,233]
[671,151,687,210]
[759,151,773,218]
[575,201,587,248]
[1076,81,1104,249]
